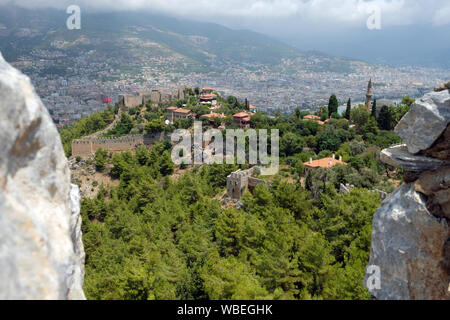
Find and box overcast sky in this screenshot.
[2,0,450,31]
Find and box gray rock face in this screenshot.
[380,144,449,172]
[0,53,85,299]
[367,85,450,300]
[414,167,450,220]
[395,90,450,154]
[365,184,450,300]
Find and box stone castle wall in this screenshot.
[226,167,270,200]
[72,133,168,157]
[119,89,186,109]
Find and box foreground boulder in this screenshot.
[395,89,450,154]
[365,87,450,300]
[0,53,85,299]
[365,184,449,299]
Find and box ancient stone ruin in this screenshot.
[365,85,450,300]
[0,53,85,299]
[118,88,186,109]
[226,167,271,201]
[339,183,388,200]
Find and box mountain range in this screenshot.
[0,6,363,73]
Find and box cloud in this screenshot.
[1,0,449,28]
[432,3,450,26]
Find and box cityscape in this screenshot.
[1,1,450,303]
[13,43,450,127]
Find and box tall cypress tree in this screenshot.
[328,94,338,118]
[377,105,392,130]
[371,98,377,118]
[345,98,351,120]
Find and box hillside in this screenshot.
[58,87,415,300]
[0,6,356,73]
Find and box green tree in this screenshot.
[400,96,415,108]
[107,113,133,137]
[361,117,379,142]
[281,133,305,157]
[350,105,370,129]
[328,95,339,118]
[200,254,270,300]
[344,98,351,120]
[135,146,151,166]
[94,148,108,171]
[316,127,342,152]
[371,98,377,118]
[377,105,392,130]
[145,119,165,134]
[215,208,244,256]
[159,150,175,176]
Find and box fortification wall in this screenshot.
[119,89,185,107]
[72,140,92,156]
[72,133,170,157]
[118,94,144,109]
[91,136,145,153]
[248,177,268,188]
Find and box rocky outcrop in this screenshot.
[366,184,449,300]
[380,144,449,172]
[395,90,450,154]
[365,86,450,300]
[414,167,450,220]
[424,124,450,160]
[434,81,450,92]
[0,53,85,299]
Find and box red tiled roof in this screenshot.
[233,112,251,118]
[200,94,217,100]
[167,106,178,110]
[174,108,191,114]
[304,115,321,120]
[304,157,347,168]
[201,112,224,119]
[324,118,349,123]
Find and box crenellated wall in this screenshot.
[72,132,169,157]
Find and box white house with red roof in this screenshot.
[233,112,252,128]
[200,93,218,106]
[167,106,194,122]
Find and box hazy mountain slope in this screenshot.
[0,7,300,67]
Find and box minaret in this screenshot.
[365,79,373,110]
